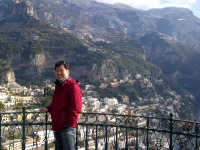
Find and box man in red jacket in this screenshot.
[40,61,82,150]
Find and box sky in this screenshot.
[95,0,200,19]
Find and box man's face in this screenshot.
[55,64,70,82]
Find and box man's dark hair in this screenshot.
[55,61,69,70]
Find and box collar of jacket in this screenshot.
[54,76,69,85]
[55,77,77,86]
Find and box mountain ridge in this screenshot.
[0,0,200,120]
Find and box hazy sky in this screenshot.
[95,0,200,19]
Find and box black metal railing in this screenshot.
[0,107,200,150]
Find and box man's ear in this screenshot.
[67,69,70,74]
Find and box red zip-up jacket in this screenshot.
[46,77,82,131]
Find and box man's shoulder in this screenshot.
[66,77,80,86]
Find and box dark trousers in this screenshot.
[54,127,76,150]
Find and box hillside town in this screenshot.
[0,73,195,149]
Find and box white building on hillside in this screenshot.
[0,92,8,103]
[104,98,118,106]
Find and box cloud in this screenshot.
[95,0,197,10]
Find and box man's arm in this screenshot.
[39,107,48,113]
[40,93,54,113]
[66,83,82,126]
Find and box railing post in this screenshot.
[169,113,173,150]
[146,117,149,150]
[44,112,48,150]
[0,113,2,150]
[115,126,118,150]
[135,129,139,150]
[105,125,108,150]
[195,123,198,150]
[95,125,98,150]
[125,127,128,150]
[136,119,139,150]
[85,125,88,150]
[76,126,78,150]
[22,107,26,150]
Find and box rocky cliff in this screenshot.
[0,60,16,83]
[5,70,16,83]
[18,0,200,52]
[0,0,199,93]
[1,0,200,52]
[0,0,37,21]
[9,1,37,19]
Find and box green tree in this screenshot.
[78,140,85,147]
[1,146,7,150]
[17,102,23,106]
[41,96,52,107]
[0,101,5,110]
[48,142,55,148]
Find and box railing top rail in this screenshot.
[1,109,200,124]
[80,112,200,124]
[1,108,200,150]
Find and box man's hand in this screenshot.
[39,107,49,113]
